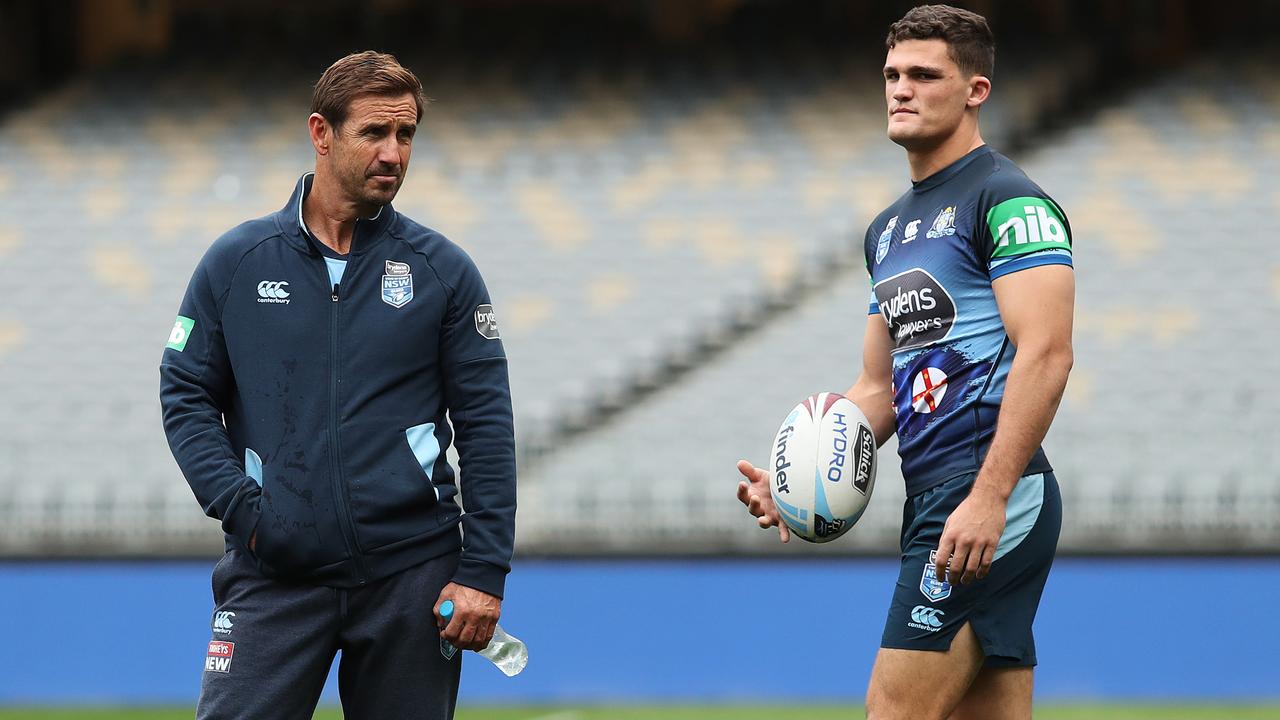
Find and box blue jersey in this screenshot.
[864,146,1072,497]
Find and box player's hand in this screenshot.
[935,486,1006,584]
[434,583,502,651]
[735,459,790,543]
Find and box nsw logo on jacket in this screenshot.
[382,260,414,308]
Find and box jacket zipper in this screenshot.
[330,280,368,585]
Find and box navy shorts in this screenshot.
[880,471,1061,667]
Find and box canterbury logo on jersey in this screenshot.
[909,605,944,630]
[257,281,291,304]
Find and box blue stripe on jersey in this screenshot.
[989,249,1072,280]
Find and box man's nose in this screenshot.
[376,136,402,166]
[892,80,912,101]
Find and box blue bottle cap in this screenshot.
[440,600,454,621]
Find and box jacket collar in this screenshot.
[278,172,396,256]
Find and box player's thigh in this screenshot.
[337,552,461,720]
[196,551,340,720]
[866,621,985,720]
[948,666,1034,720]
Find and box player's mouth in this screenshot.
[891,107,917,116]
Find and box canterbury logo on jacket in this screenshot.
[160,174,516,597]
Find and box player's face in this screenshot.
[329,93,417,209]
[883,39,973,150]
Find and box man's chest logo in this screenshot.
[875,216,898,264]
[872,268,957,350]
[382,260,413,308]
[926,205,957,238]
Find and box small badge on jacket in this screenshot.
[382,260,414,308]
[475,304,500,340]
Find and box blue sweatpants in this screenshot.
[196,549,462,719]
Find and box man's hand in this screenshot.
[735,459,789,543]
[935,486,1006,584]
[434,583,502,650]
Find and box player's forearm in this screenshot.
[973,342,1072,499]
[845,378,895,447]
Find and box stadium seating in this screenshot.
[8,48,1267,556]
[519,53,1280,554]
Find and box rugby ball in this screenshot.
[769,392,877,543]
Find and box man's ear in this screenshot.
[308,113,331,155]
[967,75,991,108]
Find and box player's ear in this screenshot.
[966,75,991,108]
[308,113,332,156]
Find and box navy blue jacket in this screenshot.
[160,175,516,597]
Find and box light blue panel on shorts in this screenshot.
[994,472,1044,561]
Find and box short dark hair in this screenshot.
[886,5,995,78]
[311,51,427,128]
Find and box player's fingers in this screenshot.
[976,544,996,581]
[934,538,954,582]
[754,467,770,484]
[960,542,984,584]
[949,541,974,584]
[778,520,790,543]
[736,480,751,505]
[736,460,758,480]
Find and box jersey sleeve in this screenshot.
[975,172,1072,280]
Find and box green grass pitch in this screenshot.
[2,706,1278,719]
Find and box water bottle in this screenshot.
[438,600,528,677]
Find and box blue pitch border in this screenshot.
[0,557,1276,703]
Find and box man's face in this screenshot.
[883,39,976,150]
[327,93,418,209]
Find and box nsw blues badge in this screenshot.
[920,549,952,602]
[875,216,897,264]
[382,260,413,308]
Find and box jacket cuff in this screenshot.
[221,476,262,550]
[451,557,509,599]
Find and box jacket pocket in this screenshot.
[248,447,346,577]
[345,422,443,551]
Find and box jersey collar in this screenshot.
[911,145,991,194]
